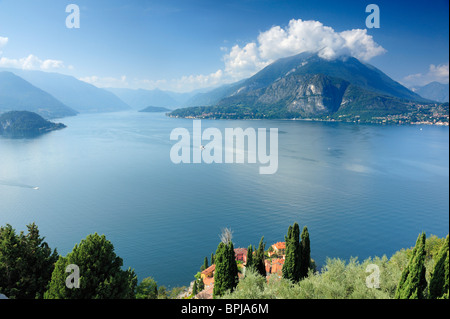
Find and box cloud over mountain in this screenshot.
[159,19,386,91]
[86,19,387,92]
[223,19,387,80]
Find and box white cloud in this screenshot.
[0,35,68,71]
[80,19,387,92]
[223,19,386,80]
[79,70,225,93]
[339,29,387,61]
[142,18,386,91]
[403,63,449,87]
[79,75,129,88]
[0,36,8,55]
[0,36,8,48]
[224,42,270,80]
[3,19,388,92]
[0,53,67,71]
[175,69,224,91]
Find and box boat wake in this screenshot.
[0,180,39,190]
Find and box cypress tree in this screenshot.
[254,237,266,277]
[246,245,254,271]
[228,242,239,286]
[201,256,209,271]
[198,277,205,292]
[282,223,301,283]
[211,253,215,265]
[299,226,311,280]
[395,232,428,299]
[213,241,239,297]
[213,242,226,297]
[429,235,449,299]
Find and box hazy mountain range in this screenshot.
[0,52,447,122]
[412,82,449,103]
[1,68,131,115]
[105,87,197,110]
[0,71,78,119]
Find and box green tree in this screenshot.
[44,233,137,299]
[136,277,158,299]
[201,256,209,271]
[245,245,254,271]
[211,253,215,265]
[0,223,58,299]
[213,241,239,298]
[300,226,311,280]
[282,223,301,283]
[198,277,205,292]
[429,235,449,299]
[229,242,239,282]
[395,232,428,299]
[254,237,266,277]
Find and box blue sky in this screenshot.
[0,0,448,92]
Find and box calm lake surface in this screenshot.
[0,111,448,288]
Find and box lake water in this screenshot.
[0,111,448,288]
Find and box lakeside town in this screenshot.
[182,241,289,299]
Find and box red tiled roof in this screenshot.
[201,264,215,275]
[234,248,248,255]
[272,242,285,250]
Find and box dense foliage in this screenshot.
[136,277,158,299]
[429,235,449,299]
[0,223,58,299]
[0,111,66,138]
[222,234,448,299]
[44,233,137,299]
[0,222,447,299]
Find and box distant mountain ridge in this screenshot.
[170,52,435,121]
[413,82,449,103]
[106,87,197,109]
[0,71,77,119]
[182,80,246,107]
[1,68,131,114]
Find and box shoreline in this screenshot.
[166,114,449,126]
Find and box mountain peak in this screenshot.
[171,51,437,122]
